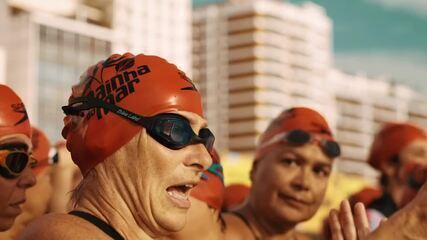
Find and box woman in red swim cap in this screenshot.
[0,127,53,239]
[223,107,340,240]
[19,53,214,240]
[0,85,36,232]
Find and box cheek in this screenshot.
[312,179,328,204]
[0,180,16,202]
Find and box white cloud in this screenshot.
[367,0,427,18]
[335,50,427,93]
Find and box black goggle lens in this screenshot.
[286,130,311,145]
[284,129,340,158]
[199,128,215,151]
[5,152,29,173]
[151,115,215,151]
[322,140,341,158]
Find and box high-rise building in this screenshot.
[193,0,427,177]
[112,0,192,74]
[0,0,113,140]
[193,0,336,154]
[0,0,193,141]
[329,69,427,177]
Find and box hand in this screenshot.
[328,200,370,240]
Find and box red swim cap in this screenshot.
[222,183,250,211]
[368,122,427,170]
[62,53,204,175]
[255,107,334,159]
[190,149,225,210]
[31,127,51,175]
[0,84,31,140]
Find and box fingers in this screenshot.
[329,209,344,240]
[354,202,370,240]
[339,200,357,240]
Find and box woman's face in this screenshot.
[119,111,213,235]
[250,142,333,225]
[0,135,36,231]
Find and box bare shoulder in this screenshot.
[17,213,106,240]
[222,212,252,240]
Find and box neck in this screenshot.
[75,192,153,240]
[386,178,404,207]
[74,167,158,240]
[238,201,297,239]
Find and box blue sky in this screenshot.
[193,0,427,93]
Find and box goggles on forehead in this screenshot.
[62,96,215,152]
[0,150,37,179]
[261,129,341,158]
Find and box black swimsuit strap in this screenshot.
[69,210,125,240]
[230,211,260,240]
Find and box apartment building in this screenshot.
[0,0,192,141]
[194,0,427,177]
[194,0,336,153]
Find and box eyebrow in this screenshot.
[0,143,29,151]
[283,149,333,166]
[185,114,208,129]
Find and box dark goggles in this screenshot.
[264,129,341,158]
[0,150,37,179]
[62,96,215,152]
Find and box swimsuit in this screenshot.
[69,210,125,240]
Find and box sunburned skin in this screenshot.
[17,110,211,240]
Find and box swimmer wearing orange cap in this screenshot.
[223,107,340,240]
[222,184,250,212]
[0,127,53,239]
[0,84,36,232]
[19,53,213,240]
[328,122,427,240]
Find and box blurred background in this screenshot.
[0,0,426,236]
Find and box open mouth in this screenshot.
[166,183,197,209]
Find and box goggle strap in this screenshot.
[62,96,151,126]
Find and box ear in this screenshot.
[250,160,259,183]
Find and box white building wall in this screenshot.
[0,47,5,84]
[194,0,336,153]
[112,0,192,74]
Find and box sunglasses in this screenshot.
[62,96,215,152]
[262,129,341,158]
[0,150,37,179]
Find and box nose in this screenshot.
[291,167,311,191]
[183,144,212,172]
[17,167,37,189]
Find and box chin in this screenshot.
[159,211,187,233]
[276,208,314,223]
[0,218,15,232]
